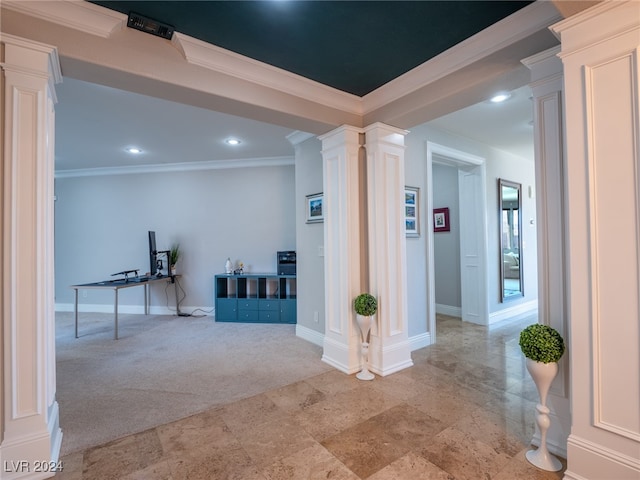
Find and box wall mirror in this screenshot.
[499,179,523,302]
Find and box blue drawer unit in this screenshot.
[214,273,296,324]
[216,298,237,321]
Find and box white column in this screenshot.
[364,123,413,376]
[551,2,640,479]
[319,126,364,373]
[0,34,63,478]
[522,46,571,458]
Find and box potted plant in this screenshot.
[519,323,565,472]
[353,293,377,381]
[354,293,377,317]
[169,243,181,275]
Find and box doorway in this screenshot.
[425,142,488,342]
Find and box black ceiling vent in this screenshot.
[127,12,174,40]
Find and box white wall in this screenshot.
[54,165,296,313]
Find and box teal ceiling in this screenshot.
[90,1,533,96]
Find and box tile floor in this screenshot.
[55,315,566,479]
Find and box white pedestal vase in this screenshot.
[355,314,375,381]
[525,358,562,471]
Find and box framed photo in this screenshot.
[306,193,324,223]
[433,207,450,233]
[404,187,419,237]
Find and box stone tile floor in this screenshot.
[55,315,566,479]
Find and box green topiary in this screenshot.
[354,293,377,317]
[519,323,565,363]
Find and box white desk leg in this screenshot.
[74,288,79,338]
[114,289,119,340]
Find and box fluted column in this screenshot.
[319,126,365,373]
[364,123,413,375]
[0,34,62,478]
[522,45,571,458]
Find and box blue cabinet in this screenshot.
[214,273,296,324]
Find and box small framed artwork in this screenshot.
[404,187,419,237]
[433,207,450,233]
[306,193,324,223]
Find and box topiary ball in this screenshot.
[354,293,377,316]
[519,323,565,363]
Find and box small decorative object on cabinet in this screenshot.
[214,273,296,324]
[354,293,377,381]
[519,323,566,472]
[225,258,233,274]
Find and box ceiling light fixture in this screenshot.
[225,138,241,146]
[126,147,143,154]
[490,92,511,103]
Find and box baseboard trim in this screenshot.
[296,324,324,347]
[409,332,432,351]
[488,300,538,325]
[565,433,640,479]
[55,303,213,316]
[435,304,462,317]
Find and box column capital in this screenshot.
[363,122,408,147]
[1,33,62,83]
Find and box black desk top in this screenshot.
[71,275,173,288]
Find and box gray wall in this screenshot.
[404,123,538,331]
[55,165,295,313]
[293,136,325,336]
[433,163,461,311]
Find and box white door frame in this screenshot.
[425,142,489,340]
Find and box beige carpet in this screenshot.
[55,312,332,456]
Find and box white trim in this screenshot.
[295,324,324,348]
[54,156,294,178]
[408,332,431,352]
[172,32,362,115]
[488,300,538,325]
[363,1,562,113]
[566,434,640,477]
[55,303,212,316]
[2,0,126,39]
[286,131,316,147]
[435,304,462,318]
[296,325,430,354]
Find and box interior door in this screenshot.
[458,166,488,324]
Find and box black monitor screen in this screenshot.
[148,231,157,276]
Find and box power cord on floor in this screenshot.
[163,276,214,318]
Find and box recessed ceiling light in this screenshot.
[490,93,511,103]
[126,147,142,154]
[225,138,241,146]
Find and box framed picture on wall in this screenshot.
[405,187,419,237]
[433,207,450,233]
[306,193,324,223]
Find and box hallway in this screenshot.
[55,314,566,479]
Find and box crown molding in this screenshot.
[2,0,126,38]
[172,32,363,117]
[362,0,563,115]
[286,131,316,146]
[55,156,295,178]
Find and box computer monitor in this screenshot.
[148,231,157,276]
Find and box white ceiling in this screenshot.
[55,78,533,174]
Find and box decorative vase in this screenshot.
[225,258,233,274]
[355,314,374,381]
[525,358,563,471]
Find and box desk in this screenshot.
[71,275,177,339]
